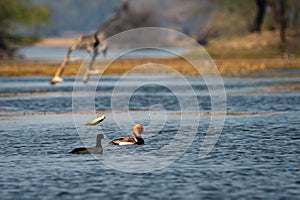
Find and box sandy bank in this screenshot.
[0,57,299,78]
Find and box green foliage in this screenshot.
[0,0,50,28]
[0,0,50,58]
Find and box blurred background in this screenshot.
[1,0,300,60]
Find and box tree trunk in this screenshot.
[251,0,267,32]
[278,0,287,43]
[269,0,287,43]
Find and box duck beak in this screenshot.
[142,130,148,134]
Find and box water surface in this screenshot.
[0,76,299,199]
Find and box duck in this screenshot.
[69,134,104,154]
[110,124,147,145]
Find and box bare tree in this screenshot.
[250,0,289,43]
[251,0,267,32]
[50,0,130,85]
[269,0,287,43]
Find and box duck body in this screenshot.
[70,134,104,154]
[110,124,147,146]
[69,146,103,154]
[110,137,144,145]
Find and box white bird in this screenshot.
[86,115,105,126]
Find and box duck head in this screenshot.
[133,124,147,137]
[97,134,105,139]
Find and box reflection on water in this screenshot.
[19,46,187,61]
[0,76,299,199]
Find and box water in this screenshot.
[18,46,187,61]
[0,76,299,199]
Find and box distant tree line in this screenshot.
[197,0,300,44]
[250,0,297,43]
[2,0,299,58]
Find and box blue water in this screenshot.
[0,76,299,199]
[18,46,187,61]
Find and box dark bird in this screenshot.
[70,134,104,154]
[110,124,147,145]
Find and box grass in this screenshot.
[204,30,300,59]
[1,56,299,78]
[0,58,199,77]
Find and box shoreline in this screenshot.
[34,37,78,47]
[0,57,300,78]
[2,32,300,78]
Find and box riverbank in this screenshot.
[0,57,299,78]
[1,31,300,78]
